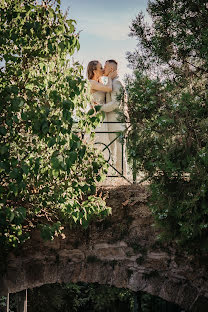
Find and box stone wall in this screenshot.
[1,185,208,311]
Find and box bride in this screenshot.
[87,60,117,161]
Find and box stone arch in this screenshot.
[1,185,208,312]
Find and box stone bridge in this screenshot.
[0,185,208,311]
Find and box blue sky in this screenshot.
[61,0,149,81]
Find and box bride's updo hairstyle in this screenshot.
[87,60,99,79]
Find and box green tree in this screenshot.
[27,283,135,312]
[1,283,180,312]
[0,0,110,251]
[125,0,208,251]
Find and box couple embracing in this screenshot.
[87,59,126,176]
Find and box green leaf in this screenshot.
[48,137,56,147]
[0,127,6,135]
[87,108,94,116]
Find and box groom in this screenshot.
[100,60,126,175]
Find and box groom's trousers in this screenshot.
[107,112,126,176]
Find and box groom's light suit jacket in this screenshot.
[100,77,126,173]
[101,76,124,131]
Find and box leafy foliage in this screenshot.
[0,0,110,251]
[0,284,134,312]
[125,0,208,251]
[0,283,182,312]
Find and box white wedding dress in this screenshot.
[90,90,110,161]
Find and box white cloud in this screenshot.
[78,18,129,41]
[76,9,139,41]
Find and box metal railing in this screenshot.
[92,121,132,183]
[87,121,138,184]
[74,120,137,184]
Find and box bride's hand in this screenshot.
[108,70,117,79]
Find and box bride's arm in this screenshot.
[90,77,112,92]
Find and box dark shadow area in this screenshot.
[0,282,185,312]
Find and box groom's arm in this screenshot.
[101,80,123,113]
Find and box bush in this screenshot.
[0,0,110,251]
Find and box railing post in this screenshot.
[121,133,124,176]
[133,159,137,184]
[132,121,137,184]
[24,289,27,312]
[7,293,9,312]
